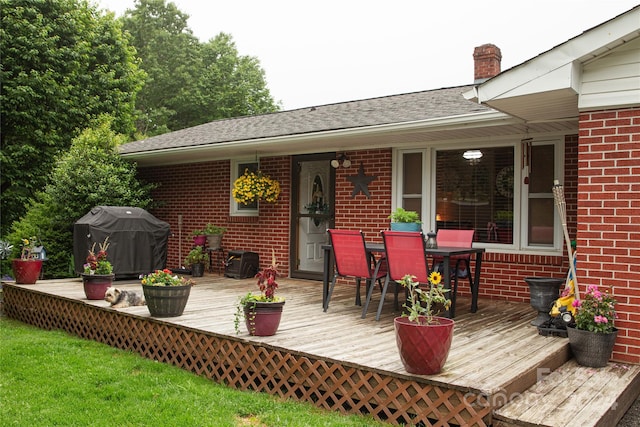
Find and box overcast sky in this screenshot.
[96,0,639,110]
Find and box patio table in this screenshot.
[322,243,485,318]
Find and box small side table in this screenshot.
[207,247,225,275]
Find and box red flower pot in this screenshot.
[394,316,455,375]
[244,300,285,336]
[11,259,43,284]
[82,274,114,300]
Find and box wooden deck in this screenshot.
[3,274,639,426]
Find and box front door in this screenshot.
[291,154,335,280]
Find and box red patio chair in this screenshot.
[365,230,432,321]
[432,229,474,315]
[325,229,387,313]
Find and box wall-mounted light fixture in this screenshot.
[331,154,351,168]
[463,150,483,160]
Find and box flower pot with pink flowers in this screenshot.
[566,284,618,368]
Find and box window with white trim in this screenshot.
[396,139,562,251]
[230,160,258,216]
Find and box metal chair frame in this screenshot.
[325,229,387,313]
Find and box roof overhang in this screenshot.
[466,6,640,121]
[121,111,576,167]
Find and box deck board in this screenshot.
[4,273,638,426]
[5,275,566,393]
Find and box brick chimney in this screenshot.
[473,44,502,83]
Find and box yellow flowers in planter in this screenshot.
[232,169,281,205]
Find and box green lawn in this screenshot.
[0,317,387,426]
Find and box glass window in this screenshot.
[230,160,258,216]
[435,147,514,244]
[527,144,555,246]
[402,152,423,218]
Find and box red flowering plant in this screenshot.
[83,237,113,275]
[234,249,283,333]
[572,284,617,334]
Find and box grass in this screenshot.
[0,317,388,427]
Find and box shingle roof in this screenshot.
[119,85,492,154]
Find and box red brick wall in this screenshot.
[334,150,393,242]
[139,157,291,274]
[139,144,579,298]
[578,107,640,364]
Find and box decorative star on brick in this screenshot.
[346,163,377,198]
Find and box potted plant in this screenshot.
[191,229,206,247]
[234,250,285,336]
[184,246,209,277]
[11,236,43,284]
[389,207,422,231]
[232,169,281,205]
[81,237,114,300]
[566,284,618,368]
[394,272,454,375]
[141,269,196,317]
[203,223,226,250]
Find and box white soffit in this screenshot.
[473,6,640,121]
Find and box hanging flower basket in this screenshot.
[232,169,281,205]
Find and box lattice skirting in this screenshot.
[3,284,493,426]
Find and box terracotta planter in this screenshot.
[81,273,114,300]
[143,284,191,317]
[11,259,43,284]
[394,316,455,375]
[244,300,285,336]
[567,325,618,368]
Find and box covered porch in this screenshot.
[3,275,639,426]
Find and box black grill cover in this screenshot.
[73,206,170,278]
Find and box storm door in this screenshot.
[290,154,335,280]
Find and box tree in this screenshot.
[7,116,156,278]
[120,0,200,135]
[194,32,280,124]
[0,0,145,235]
[121,0,280,135]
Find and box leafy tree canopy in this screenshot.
[6,116,156,278]
[1,0,145,234]
[121,0,280,136]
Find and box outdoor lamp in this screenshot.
[331,154,351,168]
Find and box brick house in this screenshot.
[120,6,639,363]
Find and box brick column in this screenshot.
[578,107,640,363]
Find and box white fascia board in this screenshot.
[496,62,580,99]
[475,6,640,104]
